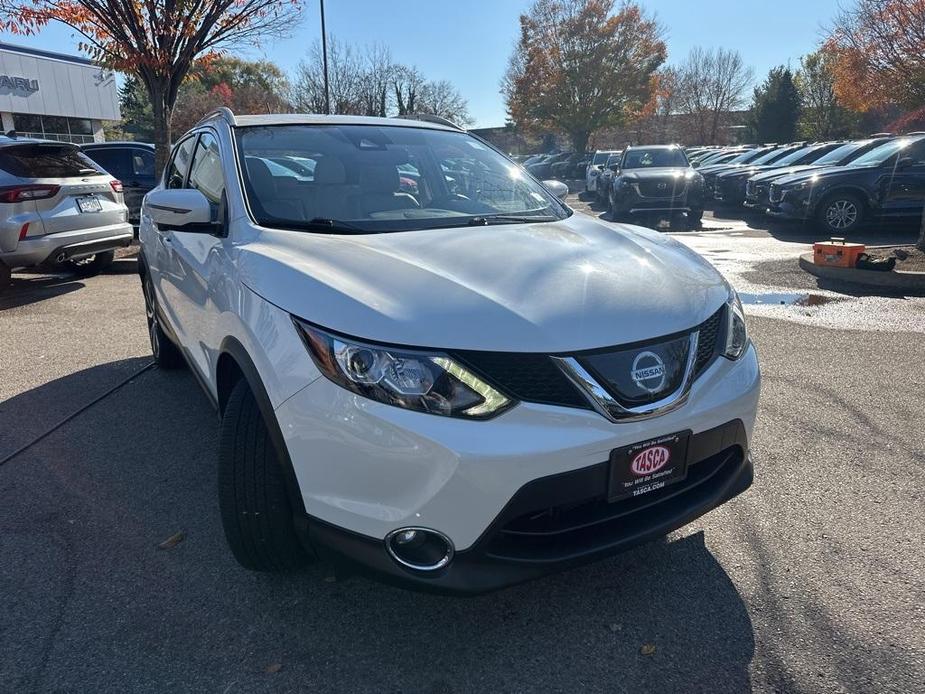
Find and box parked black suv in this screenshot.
[768,135,925,233]
[713,142,844,207]
[607,145,705,225]
[744,137,894,211]
[82,142,156,228]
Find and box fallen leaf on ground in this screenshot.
[265,663,282,674]
[156,531,186,550]
[640,643,656,656]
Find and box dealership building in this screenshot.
[0,42,120,144]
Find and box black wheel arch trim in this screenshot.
[810,185,874,216]
[217,336,313,527]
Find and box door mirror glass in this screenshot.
[145,188,218,232]
[543,179,569,201]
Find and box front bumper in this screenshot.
[713,178,747,205]
[767,189,812,220]
[612,186,704,216]
[307,422,753,594]
[0,222,134,268]
[275,343,760,592]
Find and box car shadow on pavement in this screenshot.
[708,205,921,245]
[0,363,756,692]
[0,274,85,311]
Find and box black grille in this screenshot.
[452,305,724,411]
[636,179,686,197]
[450,351,591,410]
[694,305,725,375]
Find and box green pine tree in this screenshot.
[750,67,802,143]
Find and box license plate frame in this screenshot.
[76,196,102,214]
[608,430,691,503]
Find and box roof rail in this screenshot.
[905,131,925,136]
[196,107,237,128]
[869,132,893,137]
[395,113,465,131]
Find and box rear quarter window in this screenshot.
[0,144,104,178]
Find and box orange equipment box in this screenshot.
[813,238,866,268]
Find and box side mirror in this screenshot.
[897,156,914,170]
[543,179,569,201]
[145,188,219,232]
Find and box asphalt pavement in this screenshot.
[0,207,923,693]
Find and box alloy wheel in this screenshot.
[825,200,858,230]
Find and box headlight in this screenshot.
[786,180,810,191]
[294,320,513,418]
[723,288,749,359]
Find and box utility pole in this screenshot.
[320,0,330,115]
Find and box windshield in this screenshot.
[751,147,796,165]
[621,148,689,169]
[235,125,568,232]
[770,145,820,166]
[849,137,921,167]
[813,141,871,166]
[592,151,610,165]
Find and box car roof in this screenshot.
[0,136,78,148]
[205,110,461,133]
[624,144,682,150]
[82,141,154,149]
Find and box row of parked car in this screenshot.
[582,134,925,233]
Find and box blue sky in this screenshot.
[1,0,839,127]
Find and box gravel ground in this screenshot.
[1,209,923,693]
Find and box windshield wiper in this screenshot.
[467,214,558,226]
[270,218,372,235]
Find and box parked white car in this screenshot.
[139,109,760,594]
[0,138,133,287]
[585,149,618,193]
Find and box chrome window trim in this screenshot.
[552,331,700,422]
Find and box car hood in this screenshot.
[239,215,728,353]
[773,165,862,186]
[699,163,748,176]
[620,167,692,181]
[718,164,779,180]
[749,164,822,183]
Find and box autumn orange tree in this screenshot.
[826,0,925,112]
[503,0,665,152]
[0,0,304,171]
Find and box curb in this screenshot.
[799,253,925,293]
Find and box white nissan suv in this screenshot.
[139,109,760,594]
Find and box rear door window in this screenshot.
[0,144,104,178]
[84,148,131,179]
[131,148,155,178]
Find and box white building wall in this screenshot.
[0,45,120,121]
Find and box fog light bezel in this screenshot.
[385,526,455,572]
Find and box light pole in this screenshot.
[320,0,330,115]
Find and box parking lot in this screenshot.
[1,198,924,693]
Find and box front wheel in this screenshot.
[0,261,10,289]
[816,193,864,234]
[65,250,114,277]
[218,379,313,572]
[688,208,704,228]
[142,272,184,369]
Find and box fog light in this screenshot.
[385,527,454,571]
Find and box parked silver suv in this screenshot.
[0,138,133,288]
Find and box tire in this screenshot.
[65,250,114,277]
[816,193,864,234]
[688,208,704,228]
[141,271,184,369]
[0,261,10,289]
[218,379,312,572]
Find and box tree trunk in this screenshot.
[569,129,590,154]
[150,87,173,177]
[917,210,925,252]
